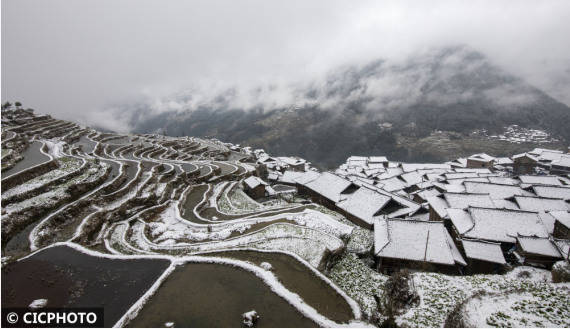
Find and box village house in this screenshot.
[277,157,307,172]
[374,218,466,274]
[335,186,392,228]
[515,236,563,269]
[242,176,270,199]
[368,156,389,168]
[551,211,570,239]
[300,172,359,209]
[551,155,570,175]
[459,239,507,274]
[532,185,570,200]
[447,158,468,168]
[445,207,550,264]
[513,153,538,175]
[511,196,569,212]
[466,153,495,169]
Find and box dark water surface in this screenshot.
[127,262,318,328]
[203,250,354,323]
[2,141,50,178]
[1,246,170,327]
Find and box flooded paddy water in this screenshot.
[1,245,170,327]
[202,250,355,324]
[2,141,50,178]
[74,135,96,154]
[126,262,318,328]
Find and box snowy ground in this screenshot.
[398,267,569,328]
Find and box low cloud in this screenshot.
[2,0,569,131]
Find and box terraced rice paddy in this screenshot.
[1,110,364,327]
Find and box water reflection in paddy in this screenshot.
[127,262,318,328]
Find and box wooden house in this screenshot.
[466,153,495,169]
[515,236,563,269]
[512,153,538,175]
[374,218,466,275]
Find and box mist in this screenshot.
[2,0,570,132]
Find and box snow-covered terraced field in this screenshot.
[1,109,368,328]
[2,107,569,328]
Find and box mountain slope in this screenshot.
[126,46,570,168]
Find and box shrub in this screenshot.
[552,261,570,283]
[382,269,419,316]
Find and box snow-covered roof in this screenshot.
[304,172,354,203]
[461,239,506,264]
[243,176,267,189]
[491,198,520,210]
[444,193,495,209]
[447,208,474,234]
[495,157,514,165]
[278,156,306,166]
[551,155,570,168]
[464,182,533,199]
[518,175,562,186]
[293,170,321,185]
[433,182,466,193]
[400,171,423,186]
[448,158,468,168]
[336,187,391,226]
[462,207,549,243]
[455,168,492,174]
[278,170,304,184]
[538,212,557,234]
[267,172,281,181]
[426,196,449,218]
[468,153,495,162]
[517,236,562,258]
[488,177,520,186]
[445,172,479,180]
[376,176,406,192]
[512,153,538,162]
[532,186,570,200]
[414,189,441,202]
[401,163,451,173]
[374,218,466,266]
[369,156,388,163]
[550,211,570,229]
[513,196,569,212]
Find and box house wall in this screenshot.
[375,257,461,275]
[467,159,493,169]
[551,165,570,175]
[513,158,536,175]
[464,259,505,274]
[244,185,266,199]
[516,243,561,269]
[429,207,442,221]
[553,221,570,239]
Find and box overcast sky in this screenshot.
[2,0,570,130]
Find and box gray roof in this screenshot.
[304,172,354,203]
[461,239,506,264]
[374,218,466,266]
[336,187,391,226]
[517,236,562,258]
[462,207,549,243]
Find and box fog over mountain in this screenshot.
[122,45,570,167]
[2,0,570,133]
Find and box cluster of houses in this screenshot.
[242,147,570,275]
